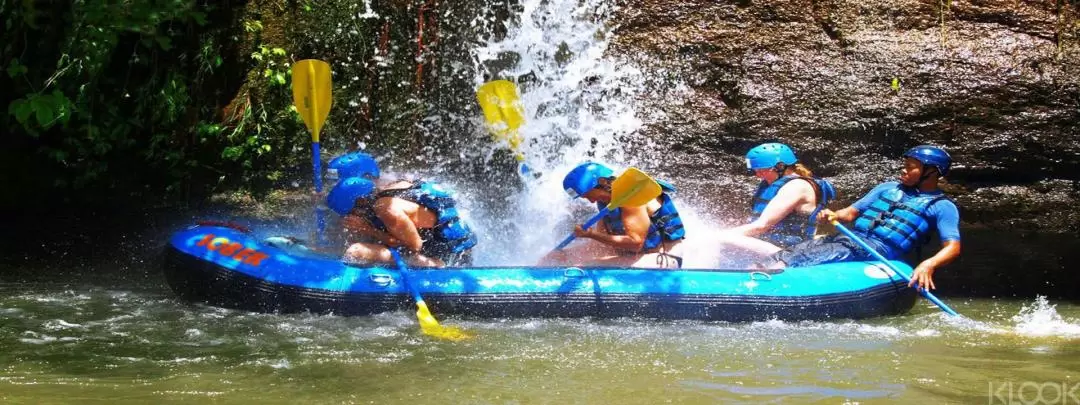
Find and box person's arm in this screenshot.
[818,182,896,224]
[374,199,425,252]
[341,214,399,244]
[818,206,861,223]
[577,205,650,252]
[910,240,960,290]
[909,200,962,289]
[728,181,811,236]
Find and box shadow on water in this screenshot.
[0,204,310,289]
[931,229,1080,301]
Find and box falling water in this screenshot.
[463,0,718,266]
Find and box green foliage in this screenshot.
[1,0,479,210]
[4,0,218,194]
[7,90,71,132]
[252,45,289,86]
[0,0,313,204]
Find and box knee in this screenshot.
[344,243,385,262]
[538,250,569,266]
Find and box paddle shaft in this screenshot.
[832,222,959,316]
[555,208,609,250]
[312,143,323,193]
[388,248,473,341]
[292,59,332,248]
[312,142,328,246]
[389,248,426,304]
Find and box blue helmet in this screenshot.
[903,145,951,176]
[326,177,376,216]
[746,143,798,170]
[563,162,614,198]
[328,152,379,180]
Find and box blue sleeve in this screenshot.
[930,199,961,242]
[852,182,899,212]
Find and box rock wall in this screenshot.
[610,0,1080,232]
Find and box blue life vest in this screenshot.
[600,182,685,251]
[363,181,478,254]
[852,185,948,257]
[750,175,836,248]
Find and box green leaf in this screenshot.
[190,11,208,26]
[9,99,30,123]
[251,52,263,62]
[272,47,286,56]
[221,146,243,160]
[34,103,54,126]
[6,60,27,78]
[156,36,173,51]
[50,149,68,162]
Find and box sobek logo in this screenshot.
[988,382,1080,405]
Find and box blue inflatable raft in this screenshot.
[162,224,917,322]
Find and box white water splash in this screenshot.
[1011,296,1080,338]
[466,0,718,265]
[468,0,638,265]
[357,0,378,19]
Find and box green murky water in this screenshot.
[1,282,1077,404]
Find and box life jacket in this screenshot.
[852,184,949,257]
[600,181,685,251]
[363,181,478,254]
[750,175,836,247]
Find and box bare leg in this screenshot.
[407,253,445,268]
[343,242,393,264]
[631,241,685,269]
[537,239,619,266]
[716,233,783,267]
[582,254,643,268]
[343,243,445,267]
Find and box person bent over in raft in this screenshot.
[763,145,961,290]
[328,150,424,189]
[328,151,381,183]
[716,143,836,265]
[539,162,686,269]
[326,177,478,267]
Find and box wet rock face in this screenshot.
[611,0,1080,232]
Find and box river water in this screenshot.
[1,278,1078,404]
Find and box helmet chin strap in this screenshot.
[773,163,787,178]
[916,165,938,187]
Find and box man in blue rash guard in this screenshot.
[765,145,961,290]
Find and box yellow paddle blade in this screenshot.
[291,59,333,142]
[476,80,526,150]
[607,167,662,209]
[415,302,472,341]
